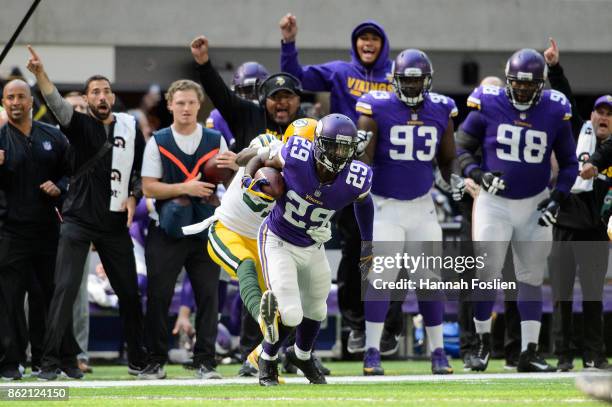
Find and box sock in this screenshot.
[474,302,494,323]
[418,299,444,326]
[473,317,492,334]
[260,349,278,361]
[236,260,262,321]
[521,320,541,351]
[425,324,444,352]
[472,288,496,322]
[517,283,543,322]
[365,321,384,350]
[294,344,311,361]
[296,318,321,353]
[261,324,294,358]
[364,297,390,323]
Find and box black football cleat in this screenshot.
[285,346,326,384]
[258,357,279,386]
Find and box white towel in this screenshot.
[182,214,217,236]
[110,113,136,212]
[570,121,596,194]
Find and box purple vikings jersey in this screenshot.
[461,85,577,199]
[266,136,372,247]
[206,109,235,147]
[356,91,457,200]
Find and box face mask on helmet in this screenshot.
[504,49,547,111]
[393,73,431,107]
[313,114,358,174]
[505,77,544,111]
[392,49,433,108]
[232,62,269,103]
[314,137,356,173]
[234,83,258,101]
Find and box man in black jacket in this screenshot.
[190,35,304,151]
[26,46,147,380]
[544,38,611,371]
[0,80,68,380]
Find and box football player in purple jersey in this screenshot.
[241,114,375,386]
[206,62,269,149]
[356,49,458,375]
[455,48,578,372]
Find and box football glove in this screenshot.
[450,174,466,202]
[306,222,333,244]
[359,240,374,281]
[537,190,565,227]
[256,139,284,160]
[356,130,373,156]
[241,175,274,203]
[470,169,506,195]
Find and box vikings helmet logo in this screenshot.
[275,77,286,86]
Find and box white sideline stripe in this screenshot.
[67,396,591,403]
[0,372,592,388]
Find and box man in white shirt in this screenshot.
[140,79,237,380]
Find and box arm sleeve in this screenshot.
[41,86,74,127]
[548,63,583,137]
[552,120,579,195]
[353,193,374,241]
[196,61,253,132]
[456,111,487,177]
[280,41,334,92]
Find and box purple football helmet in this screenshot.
[232,62,269,101]
[314,114,358,173]
[392,49,433,107]
[505,49,548,111]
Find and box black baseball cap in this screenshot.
[258,73,302,100]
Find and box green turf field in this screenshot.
[1,360,603,406]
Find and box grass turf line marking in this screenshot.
[0,372,588,388]
[65,396,594,403]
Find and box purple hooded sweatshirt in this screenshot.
[280,20,393,123]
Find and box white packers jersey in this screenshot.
[215,134,279,239]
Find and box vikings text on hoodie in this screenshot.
[280,20,393,122]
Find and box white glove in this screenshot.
[267,139,283,159]
[306,222,333,244]
[356,130,373,156]
[256,139,283,160]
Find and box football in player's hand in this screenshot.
[203,154,234,184]
[255,167,285,200]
